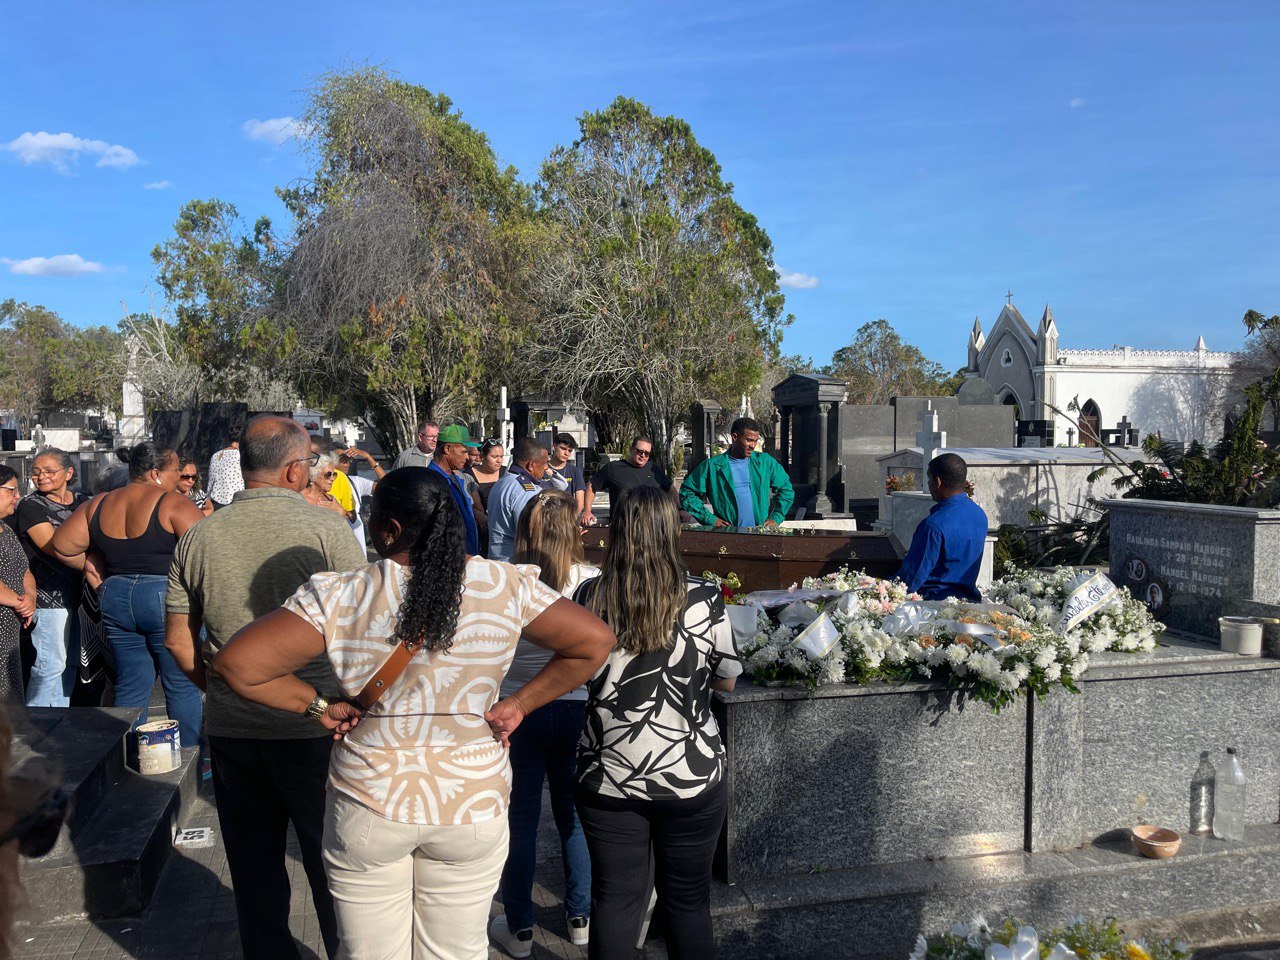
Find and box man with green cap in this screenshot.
[429,424,482,554]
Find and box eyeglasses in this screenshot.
[31,468,66,477]
[633,449,652,459]
[294,453,321,467]
[321,471,337,479]
[0,786,70,858]
[179,474,198,481]
[0,484,18,495]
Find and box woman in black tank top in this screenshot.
[53,443,206,748]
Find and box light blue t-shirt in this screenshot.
[727,455,756,527]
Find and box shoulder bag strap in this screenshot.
[356,639,424,709]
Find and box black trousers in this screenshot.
[576,780,727,960]
[209,735,339,960]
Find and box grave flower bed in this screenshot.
[988,565,1164,654]
[908,915,1189,960]
[735,564,1156,710]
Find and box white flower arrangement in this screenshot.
[988,565,1164,654]
[737,569,1089,710]
[908,915,1189,959]
[736,563,1165,710]
[801,567,919,621]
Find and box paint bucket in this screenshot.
[136,720,181,775]
[1219,617,1266,656]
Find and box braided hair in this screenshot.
[371,467,467,652]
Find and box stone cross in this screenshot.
[915,401,947,468]
[1116,415,1134,447]
[1067,426,1076,447]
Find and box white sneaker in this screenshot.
[568,913,590,947]
[489,915,533,959]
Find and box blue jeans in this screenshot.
[100,575,202,749]
[500,699,591,931]
[27,599,77,707]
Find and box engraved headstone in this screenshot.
[1107,498,1280,637]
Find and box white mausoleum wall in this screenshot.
[1051,349,1235,445]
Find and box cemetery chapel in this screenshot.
[964,298,1237,446]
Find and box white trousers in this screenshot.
[323,791,510,960]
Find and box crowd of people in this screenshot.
[0,414,786,960]
[0,408,986,960]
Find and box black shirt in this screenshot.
[15,492,87,601]
[593,458,672,508]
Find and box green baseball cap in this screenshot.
[438,424,480,448]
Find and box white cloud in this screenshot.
[1069,97,1085,109]
[143,180,172,190]
[242,116,307,147]
[1,254,105,277]
[777,269,820,290]
[4,131,140,172]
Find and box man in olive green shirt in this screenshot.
[165,415,366,960]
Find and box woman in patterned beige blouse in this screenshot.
[215,467,615,960]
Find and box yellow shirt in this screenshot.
[330,469,356,512]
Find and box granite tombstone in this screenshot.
[1105,498,1280,638]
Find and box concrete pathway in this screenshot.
[13,778,587,960]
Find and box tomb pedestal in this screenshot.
[709,637,1280,958]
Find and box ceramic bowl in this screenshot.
[1131,825,1182,859]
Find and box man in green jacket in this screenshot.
[680,416,795,527]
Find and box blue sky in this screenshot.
[3,1,1279,371]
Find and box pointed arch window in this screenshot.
[1080,399,1101,447]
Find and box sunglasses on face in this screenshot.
[179,474,197,481]
[321,471,337,479]
[633,449,652,458]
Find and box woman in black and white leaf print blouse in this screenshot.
[574,485,742,960]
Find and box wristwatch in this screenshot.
[304,694,331,722]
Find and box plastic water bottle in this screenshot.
[1189,751,1215,835]
[1212,748,1247,841]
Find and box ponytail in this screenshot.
[372,468,468,653]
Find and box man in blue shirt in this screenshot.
[488,437,550,561]
[896,453,988,602]
[428,424,482,555]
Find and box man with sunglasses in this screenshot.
[582,436,677,525]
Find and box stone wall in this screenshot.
[716,640,1280,884]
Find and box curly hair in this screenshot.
[370,467,467,652]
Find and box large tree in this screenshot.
[148,199,293,409]
[0,299,63,431]
[49,323,126,419]
[273,66,529,452]
[824,319,951,404]
[528,96,789,468]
